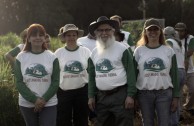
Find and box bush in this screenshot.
[0,33,21,48]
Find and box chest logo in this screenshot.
[144,57,166,72]
[25,63,48,78]
[96,58,114,73]
[64,60,84,74]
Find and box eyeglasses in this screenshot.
[96,28,113,33]
[147,27,159,31]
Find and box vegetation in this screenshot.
[0,0,194,37]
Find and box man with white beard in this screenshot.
[87,16,136,126]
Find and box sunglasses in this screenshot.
[147,27,159,31]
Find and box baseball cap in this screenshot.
[174,22,187,30]
[144,18,162,30]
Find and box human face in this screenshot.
[29,32,45,49]
[95,24,115,42]
[145,26,161,40]
[64,31,78,44]
[176,29,186,39]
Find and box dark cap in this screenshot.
[144,18,162,29]
[175,22,187,30]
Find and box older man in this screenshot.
[88,16,136,126]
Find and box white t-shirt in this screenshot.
[167,38,185,69]
[55,46,91,90]
[133,45,175,90]
[16,50,58,107]
[180,35,194,73]
[90,42,128,90]
[77,36,96,51]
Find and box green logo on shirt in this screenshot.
[64,60,84,74]
[96,58,114,73]
[25,63,48,78]
[144,57,166,72]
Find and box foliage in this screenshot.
[1,0,193,37]
[122,19,165,43]
[0,33,21,48]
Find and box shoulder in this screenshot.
[79,46,91,53]
[16,51,28,60]
[161,45,175,55]
[54,47,65,54]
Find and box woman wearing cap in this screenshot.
[14,24,60,126]
[55,24,91,126]
[133,18,180,126]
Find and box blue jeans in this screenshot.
[170,68,185,126]
[138,88,172,126]
[20,105,57,126]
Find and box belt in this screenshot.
[99,85,126,95]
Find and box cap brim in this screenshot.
[175,28,185,31]
[145,25,160,30]
[88,20,119,37]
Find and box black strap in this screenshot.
[185,37,188,59]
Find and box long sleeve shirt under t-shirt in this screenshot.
[15,50,60,107]
[133,45,179,97]
[54,46,91,90]
[88,42,136,98]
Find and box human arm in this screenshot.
[88,58,97,111]
[127,34,135,47]
[14,59,38,103]
[42,58,60,101]
[187,38,194,57]
[5,47,21,68]
[170,54,179,112]
[122,49,137,109]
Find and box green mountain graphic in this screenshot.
[96,58,114,73]
[64,60,84,74]
[144,57,166,72]
[25,63,48,78]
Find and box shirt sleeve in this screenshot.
[166,40,173,47]
[122,49,137,97]
[188,38,194,50]
[14,59,37,103]
[42,58,60,101]
[8,47,21,57]
[127,34,135,46]
[170,54,180,97]
[88,57,98,98]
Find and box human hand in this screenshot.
[34,97,46,112]
[171,98,179,112]
[88,98,95,111]
[125,96,134,109]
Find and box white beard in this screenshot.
[96,36,115,55]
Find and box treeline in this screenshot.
[0,0,194,37]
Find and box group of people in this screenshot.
[4,15,194,126]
